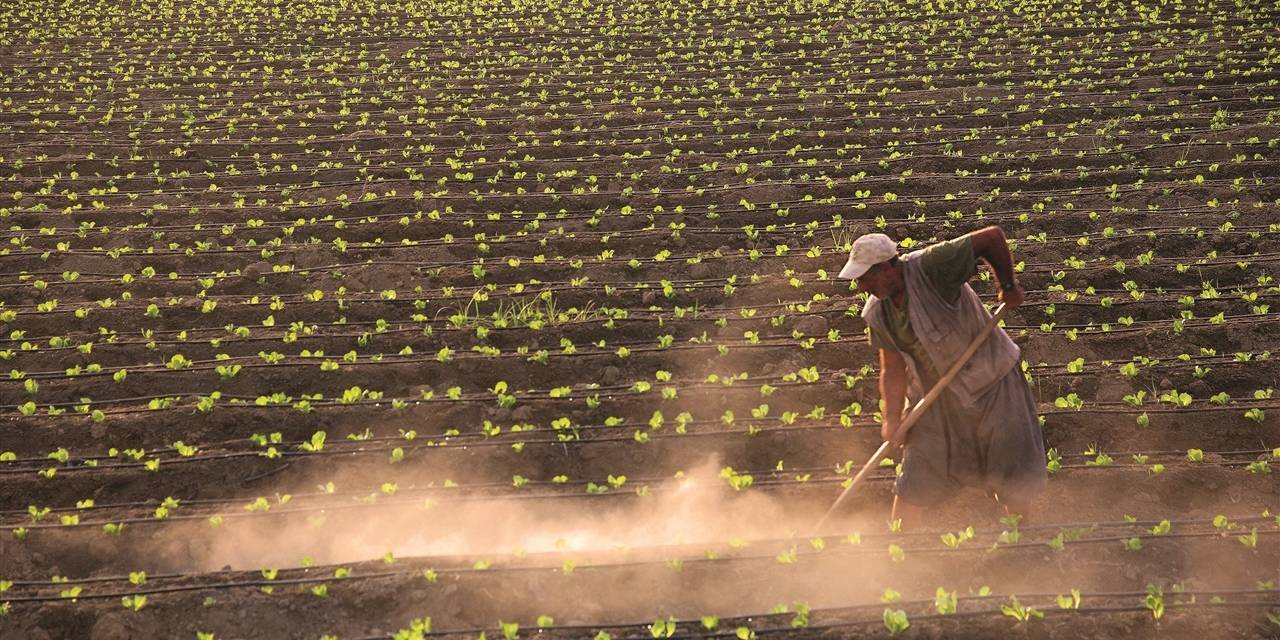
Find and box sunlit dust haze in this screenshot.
[192,456,843,568]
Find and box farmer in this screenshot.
[838,226,1046,527]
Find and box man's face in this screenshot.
[854,261,894,298]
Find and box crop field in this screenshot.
[1,0,1279,637]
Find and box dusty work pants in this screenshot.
[895,362,1047,507]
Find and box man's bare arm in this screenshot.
[966,225,1024,309]
[879,348,909,447]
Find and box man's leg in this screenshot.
[992,491,1034,526]
[978,364,1046,527]
[891,495,926,529]
[892,406,952,531]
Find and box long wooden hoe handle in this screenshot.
[811,302,1010,534]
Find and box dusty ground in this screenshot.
[1,0,1279,637]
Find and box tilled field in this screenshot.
[1,0,1279,638]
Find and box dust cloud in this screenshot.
[164,454,898,625]
[190,456,852,569]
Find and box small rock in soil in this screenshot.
[1187,379,1211,397]
[1094,379,1132,403]
[241,261,272,280]
[793,315,828,336]
[88,613,133,640]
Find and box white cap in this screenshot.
[837,233,898,279]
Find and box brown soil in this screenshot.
[1,0,1279,638]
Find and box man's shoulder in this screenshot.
[918,235,971,260]
[911,236,976,296]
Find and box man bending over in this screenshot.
[837,226,1046,528]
